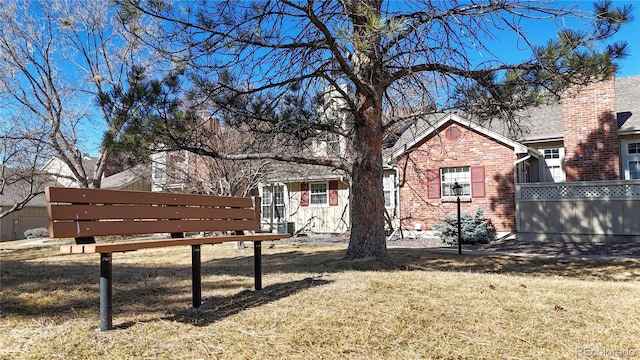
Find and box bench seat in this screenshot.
[60,234,288,254]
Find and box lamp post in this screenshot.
[451,181,463,255]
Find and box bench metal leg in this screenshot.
[192,245,201,308]
[254,241,262,291]
[99,253,113,331]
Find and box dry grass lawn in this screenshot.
[1,239,640,359]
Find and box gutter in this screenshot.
[513,147,540,169]
[617,128,640,136]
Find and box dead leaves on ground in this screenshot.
[483,283,566,312]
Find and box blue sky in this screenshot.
[79,1,639,156]
[460,0,640,78]
[554,1,638,77]
[598,1,639,77]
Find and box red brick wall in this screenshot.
[561,78,620,181]
[398,122,517,233]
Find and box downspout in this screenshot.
[383,165,402,241]
[341,176,351,233]
[393,166,402,240]
[513,154,532,176]
[269,183,274,233]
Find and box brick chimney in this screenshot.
[561,77,620,181]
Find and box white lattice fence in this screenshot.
[517,181,640,200]
[516,180,640,241]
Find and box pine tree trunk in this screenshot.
[344,0,387,259]
[346,101,387,259]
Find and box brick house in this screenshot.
[388,75,640,237]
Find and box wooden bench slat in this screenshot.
[46,187,253,207]
[60,234,287,254]
[48,204,256,221]
[50,219,260,238]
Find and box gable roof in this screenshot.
[0,166,53,207]
[264,162,348,183]
[388,112,532,160]
[390,75,640,158]
[101,164,150,189]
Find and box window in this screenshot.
[427,166,485,199]
[543,149,560,159]
[547,165,564,181]
[312,131,342,157]
[325,131,341,154]
[383,172,395,208]
[441,167,471,196]
[262,185,285,221]
[629,161,640,180]
[540,147,565,182]
[622,141,640,180]
[310,183,328,205]
[262,186,273,220]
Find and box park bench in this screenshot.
[45,186,291,331]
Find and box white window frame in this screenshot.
[310,182,328,206]
[262,186,273,221]
[383,172,396,208]
[628,161,640,180]
[622,140,640,180]
[441,167,471,197]
[261,184,286,221]
[540,147,565,182]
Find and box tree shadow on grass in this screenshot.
[389,248,640,282]
[211,246,640,282]
[0,248,338,326]
[165,277,333,328]
[2,244,639,328]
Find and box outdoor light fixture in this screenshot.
[451,181,463,255]
[451,181,463,197]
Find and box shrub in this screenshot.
[432,208,495,245]
[24,227,49,239]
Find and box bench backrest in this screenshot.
[46,186,261,240]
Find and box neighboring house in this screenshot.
[258,164,400,236]
[150,151,193,192]
[99,164,151,191]
[0,178,50,242]
[41,156,98,188]
[0,159,151,241]
[0,196,50,242]
[149,150,354,236]
[389,75,640,237]
[42,156,151,191]
[258,163,350,235]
